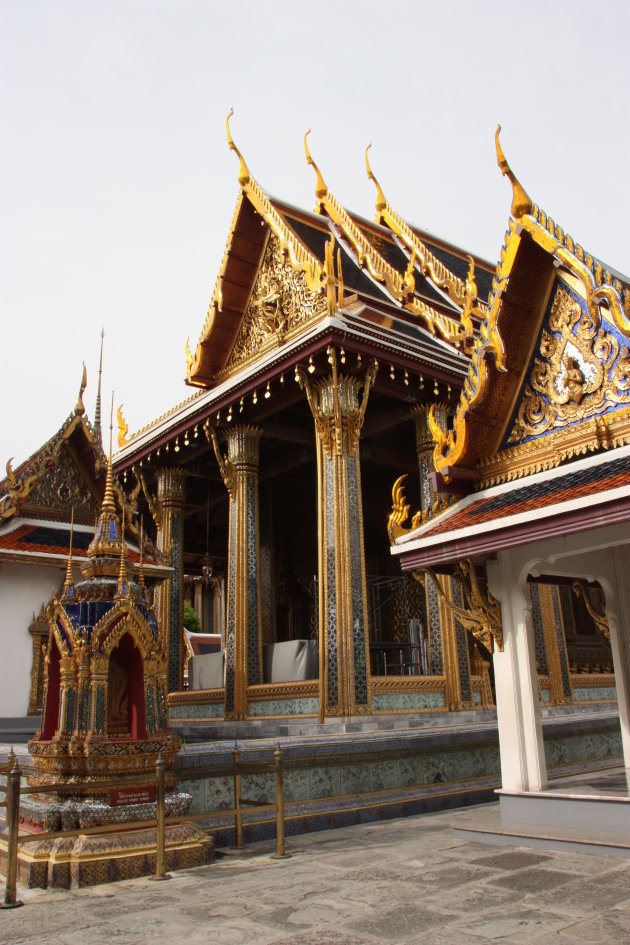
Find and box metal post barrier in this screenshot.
[271,746,289,859]
[1,760,23,909]
[152,752,170,881]
[233,746,243,849]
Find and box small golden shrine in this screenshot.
[28,451,181,786]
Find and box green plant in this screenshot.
[183,600,201,634]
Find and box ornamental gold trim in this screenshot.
[365,144,485,337]
[246,680,319,702]
[168,688,225,706]
[371,676,445,693]
[478,406,630,487]
[305,133,465,345]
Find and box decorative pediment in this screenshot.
[506,280,630,446]
[224,233,327,375]
[25,445,100,520]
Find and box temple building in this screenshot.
[110,116,618,747]
[391,129,630,840]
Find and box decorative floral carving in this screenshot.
[226,234,326,372]
[508,286,630,443]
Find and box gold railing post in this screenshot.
[233,746,243,849]
[271,745,289,859]
[152,751,170,881]
[1,759,23,909]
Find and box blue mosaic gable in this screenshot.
[501,277,630,448]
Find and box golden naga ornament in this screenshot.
[572,581,610,640]
[416,560,503,652]
[117,404,129,447]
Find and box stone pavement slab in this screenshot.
[1,803,629,945]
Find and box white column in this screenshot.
[488,552,547,792]
[603,547,630,769]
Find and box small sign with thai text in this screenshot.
[109,785,156,807]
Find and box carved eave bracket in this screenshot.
[573,581,610,639]
[415,562,503,652]
[204,422,237,499]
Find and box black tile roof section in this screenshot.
[470,453,630,518]
[285,215,394,305]
[361,229,452,308]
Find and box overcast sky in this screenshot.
[2,0,628,468]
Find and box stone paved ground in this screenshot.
[2,803,630,945]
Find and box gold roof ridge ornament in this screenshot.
[305,141,463,342]
[495,124,533,220]
[365,144,386,214]
[62,506,75,599]
[75,362,87,416]
[304,129,328,203]
[117,404,129,448]
[187,113,326,386]
[364,144,485,329]
[94,328,105,445]
[226,108,250,187]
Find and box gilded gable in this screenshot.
[506,280,630,445]
[24,445,100,520]
[224,233,326,376]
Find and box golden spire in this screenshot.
[62,507,75,599]
[365,144,386,215]
[116,503,128,598]
[495,124,533,219]
[94,328,104,444]
[75,362,87,416]
[87,393,122,562]
[226,108,250,187]
[304,130,328,201]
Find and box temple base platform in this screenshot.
[173,704,623,847]
[0,820,214,889]
[451,767,630,858]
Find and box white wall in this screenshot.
[0,561,72,717]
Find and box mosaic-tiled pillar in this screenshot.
[209,425,263,720]
[59,655,77,736]
[298,351,378,717]
[533,583,573,705]
[411,406,472,709]
[410,403,449,518]
[156,467,187,693]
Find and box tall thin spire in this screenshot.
[62,507,75,599]
[116,503,128,598]
[94,328,105,445]
[138,515,146,602]
[87,391,121,562]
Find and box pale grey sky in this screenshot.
[2,0,628,467]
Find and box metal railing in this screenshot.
[0,745,288,907]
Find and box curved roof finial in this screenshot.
[226,108,250,187]
[304,130,328,201]
[75,362,87,416]
[495,125,533,219]
[365,144,386,215]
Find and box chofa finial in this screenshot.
[304,130,328,202]
[75,362,87,416]
[226,108,250,187]
[495,125,533,220]
[365,144,386,215]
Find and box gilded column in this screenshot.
[298,348,377,718]
[208,425,263,720]
[156,467,188,693]
[411,405,472,709]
